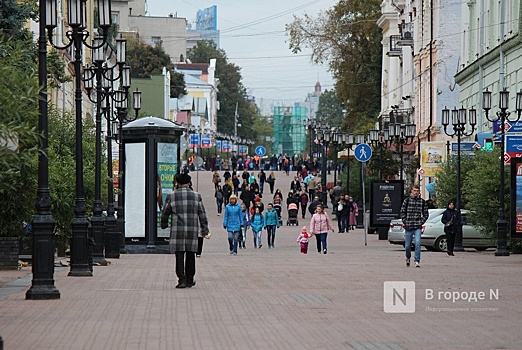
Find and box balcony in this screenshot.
[387,35,402,57]
[397,22,414,47]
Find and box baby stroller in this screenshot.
[286,203,299,226]
[273,201,283,226]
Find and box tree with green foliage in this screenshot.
[126,38,186,97]
[434,149,516,248]
[0,39,39,237]
[187,40,256,139]
[47,108,102,247]
[286,0,382,129]
[0,0,37,42]
[316,89,343,127]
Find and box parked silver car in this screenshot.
[420,210,496,252]
[388,209,444,246]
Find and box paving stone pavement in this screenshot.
[1,170,522,350]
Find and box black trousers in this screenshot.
[446,231,456,254]
[175,251,196,283]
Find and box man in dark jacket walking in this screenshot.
[400,185,429,268]
[161,174,209,289]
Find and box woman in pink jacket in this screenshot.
[309,204,335,254]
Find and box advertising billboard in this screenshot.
[370,180,405,227]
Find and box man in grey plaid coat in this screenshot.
[161,173,209,288]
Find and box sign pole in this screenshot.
[362,162,367,246]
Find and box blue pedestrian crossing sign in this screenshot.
[354,143,372,162]
[255,145,266,156]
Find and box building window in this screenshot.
[111,12,119,25]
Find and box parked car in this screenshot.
[388,209,445,246]
[420,210,496,252]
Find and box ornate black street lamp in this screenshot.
[482,88,522,256]
[112,89,141,254]
[330,129,345,186]
[369,128,392,179]
[340,134,355,195]
[442,106,477,251]
[83,38,129,263]
[388,123,416,181]
[315,122,331,207]
[45,0,112,276]
[26,0,62,299]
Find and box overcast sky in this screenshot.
[146,0,337,107]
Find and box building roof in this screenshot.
[174,63,209,74]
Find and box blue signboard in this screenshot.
[201,135,211,148]
[354,143,372,162]
[451,142,476,156]
[493,120,522,134]
[506,134,522,158]
[238,145,247,155]
[189,134,199,147]
[255,145,266,156]
[223,140,230,152]
[216,140,222,150]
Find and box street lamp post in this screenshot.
[369,128,393,179]
[45,0,112,276]
[26,0,61,299]
[482,88,522,256]
[343,133,355,195]
[315,123,331,207]
[388,123,416,181]
[113,89,141,254]
[442,106,477,251]
[83,38,129,264]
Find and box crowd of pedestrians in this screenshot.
[208,164,359,257]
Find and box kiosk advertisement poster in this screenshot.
[510,158,522,239]
[157,142,178,238]
[370,180,404,227]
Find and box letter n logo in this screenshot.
[383,281,416,313]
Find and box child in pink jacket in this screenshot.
[296,226,310,254]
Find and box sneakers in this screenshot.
[217,213,220,216]
[406,258,410,267]
[323,249,327,254]
[415,261,420,268]
[258,244,262,249]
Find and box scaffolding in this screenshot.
[272,106,307,157]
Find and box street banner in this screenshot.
[420,141,446,177]
[190,134,199,148]
[201,134,211,148]
[511,158,522,239]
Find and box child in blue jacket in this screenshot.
[251,206,264,248]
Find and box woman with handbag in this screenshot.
[441,200,461,256]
